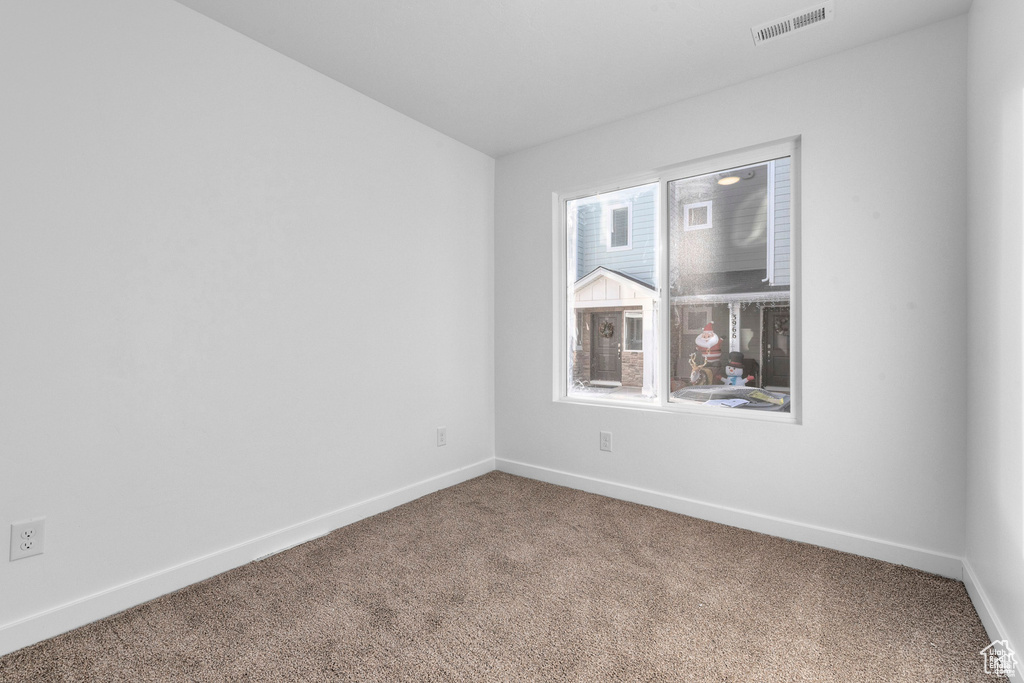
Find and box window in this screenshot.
[683,306,712,334]
[559,139,797,417]
[682,201,712,231]
[624,312,643,351]
[607,204,631,251]
[565,183,657,397]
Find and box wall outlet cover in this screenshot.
[10,518,46,561]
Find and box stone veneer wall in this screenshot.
[622,349,643,387]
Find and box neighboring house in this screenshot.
[570,157,792,394]
[668,157,792,391]
[572,266,656,395]
[570,185,657,396]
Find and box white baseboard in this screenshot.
[496,458,965,579]
[7,458,996,668]
[963,559,1024,679]
[0,457,495,658]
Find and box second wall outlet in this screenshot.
[600,431,613,452]
[437,426,447,447]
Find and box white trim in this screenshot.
[559,393,795,422]
[606,202,632,251]
[766,159,776,284]
[661,140,797,185]
[558,173,663,206]
[574,298,652,310]
[682,200,712,231]
[788,142,802,424]
[495,458,965,580]
[0,457,495,658]
[554,191,569,401]
[963,560,1024,679]
[6,457,989,669]
[575,266,656,293]
[728,301,742,354]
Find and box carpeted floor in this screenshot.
[0,472,1000,681]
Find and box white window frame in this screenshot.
[606,203,632,251]
[552,137,800,424]
[624,311,643,352]
[765,160,777,284]
[682,200,713,231]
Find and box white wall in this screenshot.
[965,0,1024,667]
[495,18,969,575]
[0,0,494,654]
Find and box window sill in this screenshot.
[557,393,798,424]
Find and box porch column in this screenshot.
[641,300,655,397]
[728,301,742,354]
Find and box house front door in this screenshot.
[762,306,790,389]
[591,312,622,383]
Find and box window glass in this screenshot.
[624,313,643,351]
[610,207,630,248]
[668,157,791,410]
[683,201,712,231]
[559,141,796,416]
[566,183,657,400]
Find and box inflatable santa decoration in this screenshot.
[695,322,722,364]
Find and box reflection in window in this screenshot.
[668,157,791,409]
[560,140,797,414]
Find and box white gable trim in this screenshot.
[574,267,655,307]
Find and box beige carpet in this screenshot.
[0,472,1000,681]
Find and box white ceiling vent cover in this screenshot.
[751,1,834,45]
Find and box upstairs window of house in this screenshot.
[558,139,798,419]
[682,201,712,231]
[608,205,631,250]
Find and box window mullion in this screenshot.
[657,176,671,409]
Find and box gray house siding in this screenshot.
[772,157,791,286]
[575,186,656,286]
[667,158,792,295]
[571,160,790,293]
[670,164,770,276]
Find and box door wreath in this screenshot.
[599,321,615,338]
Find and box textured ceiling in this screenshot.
[172,0,972,157]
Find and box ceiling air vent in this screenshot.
[751,1,834,46]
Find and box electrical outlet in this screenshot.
[436,426,447,447]
[600,431,613,452]
[10,518,45,561]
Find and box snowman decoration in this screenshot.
[721,351,755,386]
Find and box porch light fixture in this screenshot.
[717,169,756,185]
